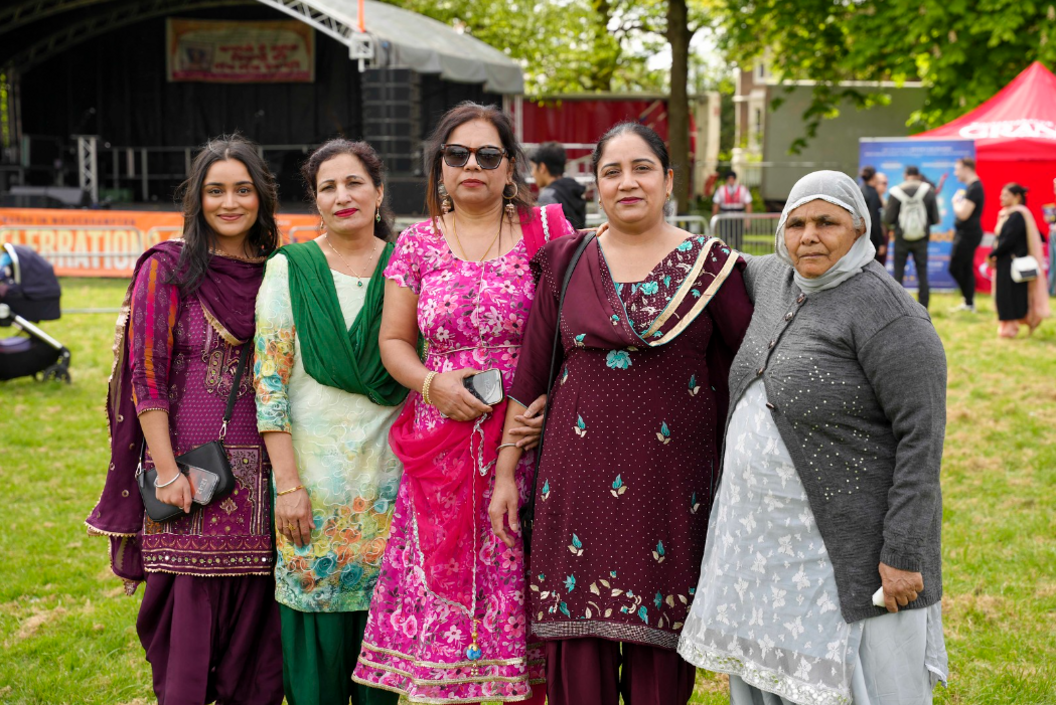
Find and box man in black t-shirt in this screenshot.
[950,157,985,312]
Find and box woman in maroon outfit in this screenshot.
[87,136,284,704]
[488,123,754,705]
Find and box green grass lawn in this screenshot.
[1,279,1054,704]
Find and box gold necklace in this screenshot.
[450,212,503,262]
[324,235,377,287]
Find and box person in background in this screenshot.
[989,183,1051,338]
[875,171,890,262]
[86,135,284,704]
[530,141,587,229]
[679,170,948,705]
[1045,178,1056,296]
[713,170,753,248]
[860,166,887,264]
[884,165,939,309]
[254,139,406,705]
[949,157,985,312]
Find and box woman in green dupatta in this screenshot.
[254,139,406,705]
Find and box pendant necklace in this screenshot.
[325,234,377,287]
[455,209,505,663]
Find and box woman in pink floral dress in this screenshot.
[352,103,574,702]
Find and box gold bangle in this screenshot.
[276,485,305,497]
[422,371,437,406]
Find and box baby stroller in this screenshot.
[0,243,71,382]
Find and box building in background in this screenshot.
[732,59,926,204]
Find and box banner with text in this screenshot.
[167,19,315,83]
[0,209,321,278]
[859,138,976,291]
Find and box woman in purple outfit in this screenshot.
[488,122,754,705]
[87,135,284,704]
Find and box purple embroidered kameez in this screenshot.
[128,257,274,573]
[510,232,753,650]
[87,244,282,704]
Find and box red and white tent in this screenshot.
[915,61,1056,233]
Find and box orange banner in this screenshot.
[0,208,321,277]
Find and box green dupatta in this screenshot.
[273,239,407,406]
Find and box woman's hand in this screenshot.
[509,394,547,450]
[878,562,924,613]
[155,466,192,514]
[488,473,521,548]
[276,488,314,548]
[430,369,493,421]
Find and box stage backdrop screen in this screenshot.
[859,137,976,291]
[167,18,315,83]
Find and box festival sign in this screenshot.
[0,209,320,278]
[859,138,976,291]
[167,19,315,83]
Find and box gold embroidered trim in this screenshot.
[350,675,538,704]
[641,237,718,339]
[144,567,273,577]
[199,297,246,346]
[360,642,527,669]
[650,241,737,346]
[356,655,531,686]
[84,522,137,538]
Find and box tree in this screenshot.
[384,0,719,207]
[719,0,1056,149]
[383,0,656,94]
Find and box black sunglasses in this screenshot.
[440,143,508,170]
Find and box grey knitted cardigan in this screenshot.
[731,254,946,623]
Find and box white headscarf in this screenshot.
[774,170,877,293]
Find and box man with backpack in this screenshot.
[884,165,939,309]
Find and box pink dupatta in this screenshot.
[390,204,566,611]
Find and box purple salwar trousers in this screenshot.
[545,638,696,705]
[137,573,283,705]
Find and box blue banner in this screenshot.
[859,138,976,291]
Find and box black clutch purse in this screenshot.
[135,345,249,523]
[520,233,595,556]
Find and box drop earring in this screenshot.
[503,182,517,219]
[438,182,453,214]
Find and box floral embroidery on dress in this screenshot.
[254,256,402,612]
[606,350,632,369]
[615,236,715,336]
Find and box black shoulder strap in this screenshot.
[523,232,596,536]
[138,342,252,467]
[219,343,252,438]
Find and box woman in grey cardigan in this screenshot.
[678,171,948,705]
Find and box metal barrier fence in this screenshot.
[709,213,779,256]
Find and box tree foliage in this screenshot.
[383,0,662,94]
[721,0,1056,146]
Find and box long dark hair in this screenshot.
[172,134,280,293]
[423,101,533,229]
[591,122,672,179]
[300,139,393,241]
[1005,182,1028,206]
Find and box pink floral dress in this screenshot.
[353,209,575,702]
